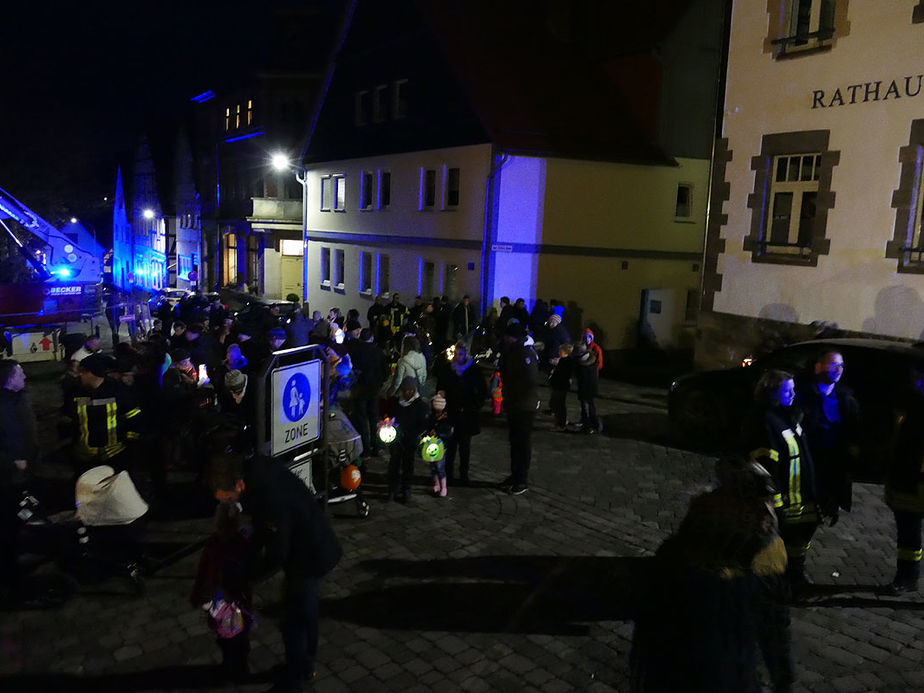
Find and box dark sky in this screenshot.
[0,1,277,229]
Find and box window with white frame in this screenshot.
[445,167,460,208]
[378,171,391,209]
[373,84,388,123]
[392,79,408,119]
[770,0,839,57]
[377,253,390,293]
[321,176,334,211]
[178,255,192,280]
[360,171,374,210]
[320,246,331,287]
[420,168,436,209]
[334,176,346,212]
[360,251,373,294]
[675,183,693,220]
[334,249,345,290]
[743,129,837,266]
[768,154,820,249]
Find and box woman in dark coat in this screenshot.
[436,342,487,484]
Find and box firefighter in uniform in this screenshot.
[743,369,821,596]
[69,354,142,474]
[885,365,924,594]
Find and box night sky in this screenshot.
[0,1,276,234]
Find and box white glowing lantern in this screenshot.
[377,418,397,444]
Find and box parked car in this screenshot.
[147,288,191,310]
[668,338,924,481]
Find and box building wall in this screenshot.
[303,144,492,319]
[709,2,924,344]
[492,155,709,351]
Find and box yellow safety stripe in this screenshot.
[898,548,923,563]
[750,447,779,463]
[124,407,141,419]
[106,402,118,447]
[782,428,802,507]
[75,399,98,454]
[772,493,783,508]
[125,431,140,440]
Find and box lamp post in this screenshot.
[272,153,308,304]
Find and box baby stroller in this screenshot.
[20,465,150,596]
[321,408,370,518]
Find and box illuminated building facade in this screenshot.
[300,0,724,356]
[700,1,924,367]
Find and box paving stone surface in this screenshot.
[1,360,922,692]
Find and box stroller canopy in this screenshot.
[76,466,149,526]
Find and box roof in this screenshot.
[415,0,688,165]
[306,0,699,165]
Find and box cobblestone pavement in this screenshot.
[1,358,922,692]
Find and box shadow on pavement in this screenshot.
[0,664,274,692]
[600,411,672,446]
[323,555,649,634]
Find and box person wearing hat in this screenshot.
[543,313,571,372]
[268,327,288,352]
[388,375,429,504]
[218,369,257,453]
[68,353,142,473]
[498,320,539,495]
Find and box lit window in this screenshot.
[334,249,345,289]
[378,171,391,209]
[247,99,253,125]
[281,239,303,256]
[373,84,388,123]
[361,171,374,210]
[235,104,241,129]
[392,79,408,119]
[224,107,231,131]
[420,169,436,209]
[225,233,238,285]
[445,167,460,208]
[675,183,693,219]
[320,247,331,286]
[334,176,346,212]
[321,176,334,211]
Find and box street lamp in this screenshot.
[271,152,308,304]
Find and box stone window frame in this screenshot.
[764,0,851,60]
[886,120,924,274]
[743,130,838,267]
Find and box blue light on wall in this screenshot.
[224,130,265,143]
[190,90,215,103]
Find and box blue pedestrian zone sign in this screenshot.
[271,359,322,456]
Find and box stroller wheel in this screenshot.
[357,500,370,518]
[127,563,146,596]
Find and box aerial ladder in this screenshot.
[0,186,103,353]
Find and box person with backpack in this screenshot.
[208,451,342,692]
[190,502,254,683]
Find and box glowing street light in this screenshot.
[271,152,289,171]
[142,209,155,220]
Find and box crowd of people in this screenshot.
[6,287,924,689]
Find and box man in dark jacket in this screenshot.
[451,295,476,344]
[795,350,860,522]
[347,329,386,463]
[209,453,342,691]
[499,321,539,495]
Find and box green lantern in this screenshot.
[418,435,445,462]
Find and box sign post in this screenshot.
[255,344,329,495]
